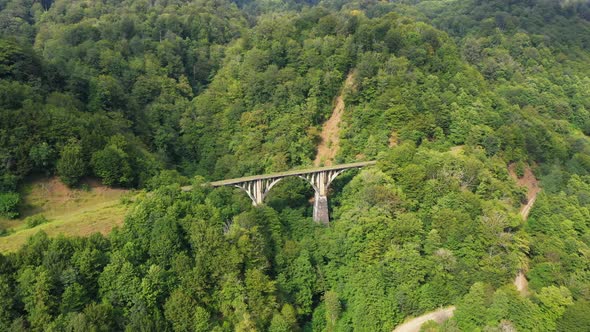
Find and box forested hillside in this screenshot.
[0,0,589,330]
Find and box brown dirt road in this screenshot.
[508,164,540,220]
[392,306,456,332]
[313,71,355,166]
[508,164,540,295]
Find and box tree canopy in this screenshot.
[0,0,589,330]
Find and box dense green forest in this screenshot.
[0,0,590,330]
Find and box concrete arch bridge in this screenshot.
[203,161,376,224]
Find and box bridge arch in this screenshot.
[264,176,318,211]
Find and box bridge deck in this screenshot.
[178,161,374,188]
[209,161,376,186]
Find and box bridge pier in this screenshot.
[299,169,344,224]
[313,192,329,225]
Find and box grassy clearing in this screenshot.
[0,177,131,253]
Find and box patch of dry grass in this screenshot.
[0,177,132,253]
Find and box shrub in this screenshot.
[91,145,133,186]
[0,173,19,192]
[57,139,86,187]
[29,142,55,172]
[119,192,136,205]
[146,170,188,190]
[0,192,20,218]
[25,214,48,228]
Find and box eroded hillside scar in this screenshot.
[314,71,356,166]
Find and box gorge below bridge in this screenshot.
[201,161,376,224]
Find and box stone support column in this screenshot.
[313,191,330,225]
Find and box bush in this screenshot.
[146,170,188,190]
[29,142,55,172]
[57,140,86,187]
[91,145,133,186]
[0,173,19,192]
[0,192,20,218]
[119,192,136,205]
[25,214,48,228]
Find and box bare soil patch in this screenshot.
[314,71,355,166]
[514,271,529,296]
[392,306,456,332]
[508,164,540,220]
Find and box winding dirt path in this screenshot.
[313,71,355,166]
[392,306,456,332]
[508,165,540,220]
[391,164,540,331]
[508,164,539,295]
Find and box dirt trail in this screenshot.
[391,165,540,332]
[508,164,540,295]
[392,306,456,332]
[313,71,355,166]
[508,164,540,220]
